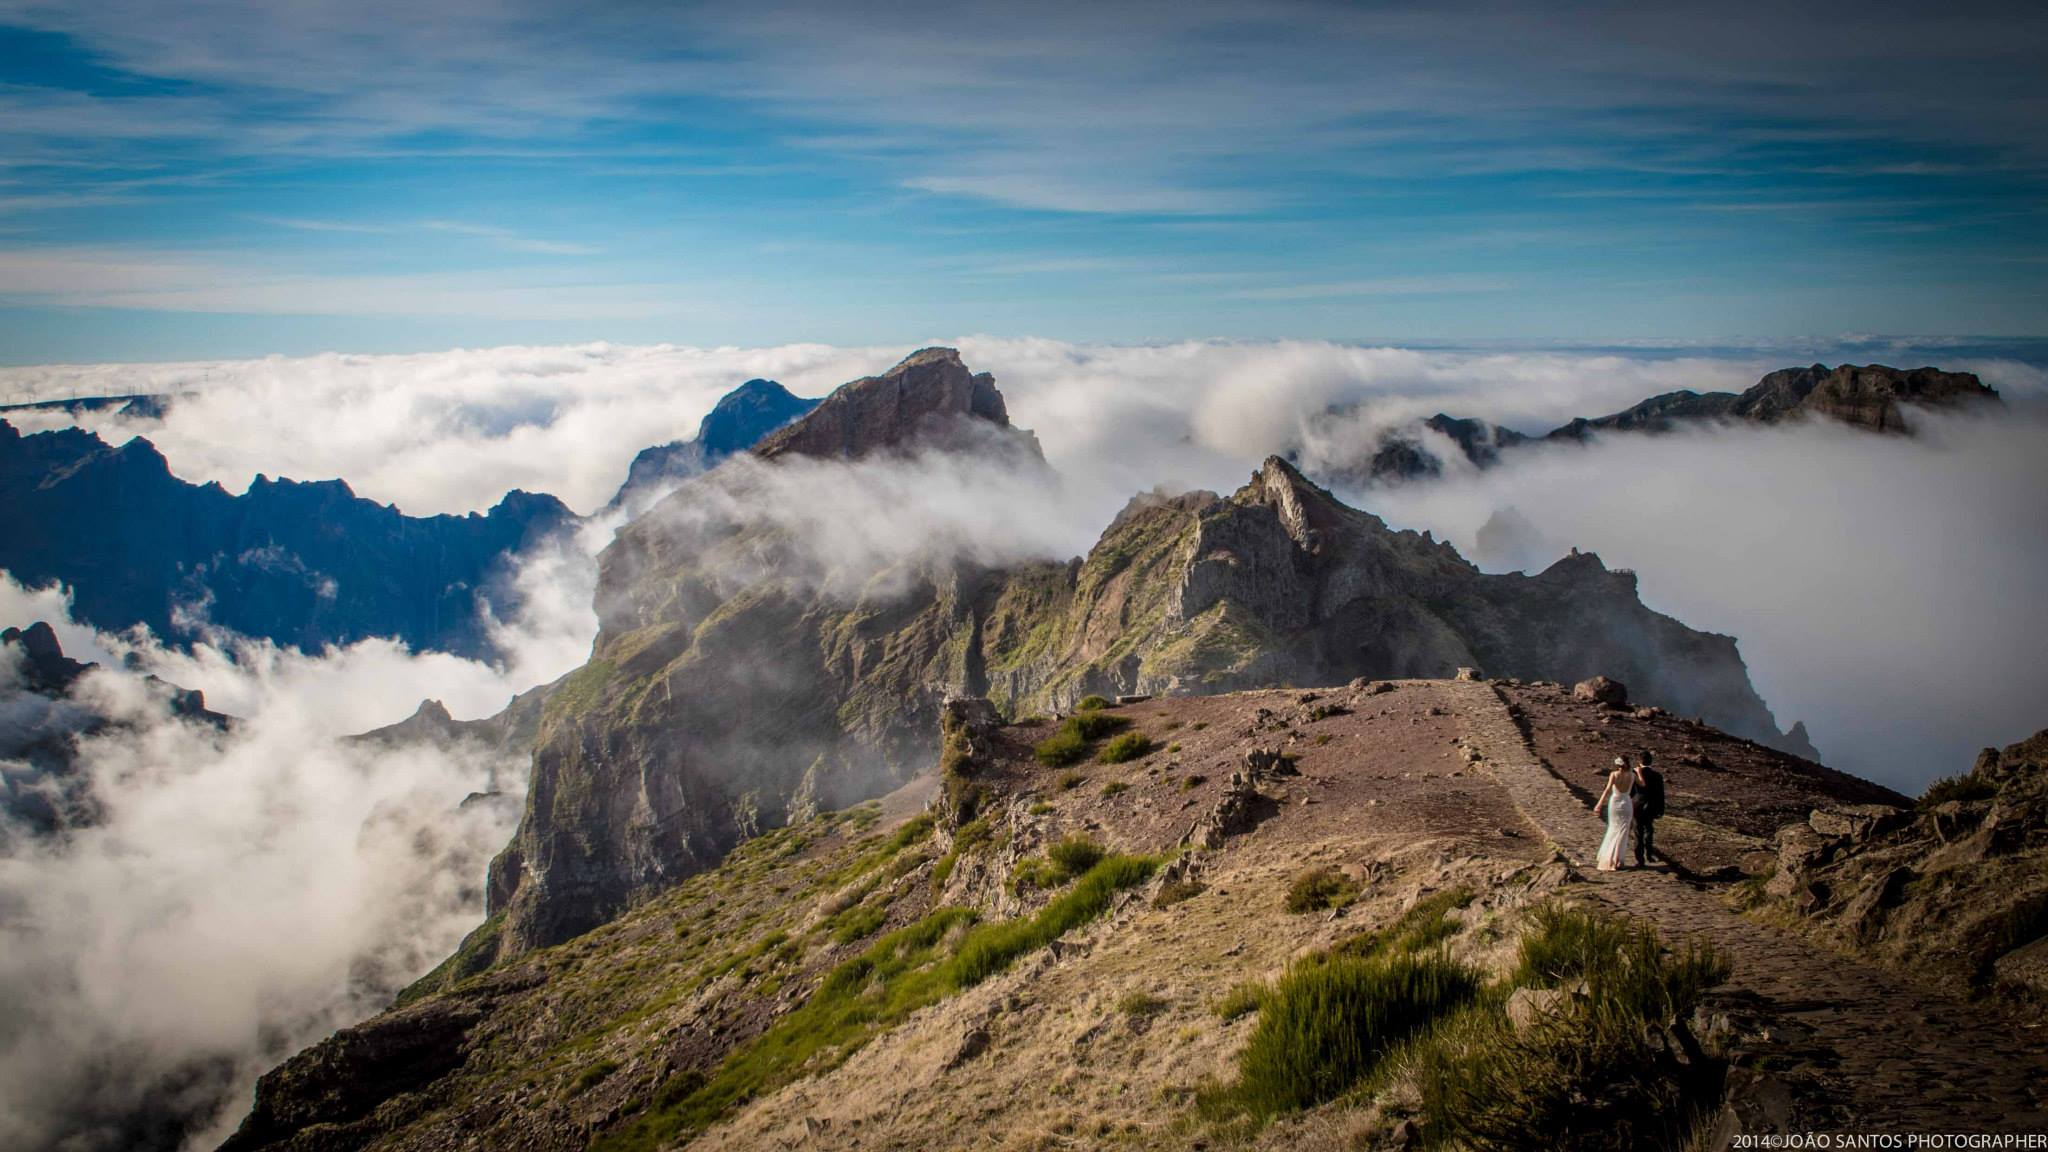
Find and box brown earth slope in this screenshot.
[226,680,2043,1151]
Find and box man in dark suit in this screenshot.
[1632,750,1665,867]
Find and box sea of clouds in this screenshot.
[1,337,2045,1147]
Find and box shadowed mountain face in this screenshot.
[0,623,228,839]
[486,348,1808,956]
[607,379,819,512]
[0,420,575,662]
[1330,363,2000,485]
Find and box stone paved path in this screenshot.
[1436,680,2048,1133]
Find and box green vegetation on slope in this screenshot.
[597,853,1159,1149]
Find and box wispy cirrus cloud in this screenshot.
[256,215,602,255]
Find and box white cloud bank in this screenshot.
[0,573,570,1150]
[3,338,2044,793]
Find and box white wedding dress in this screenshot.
[1597,781,1635,871]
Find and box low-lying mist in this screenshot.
[0,572,582,1150]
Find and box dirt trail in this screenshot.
[1437,679,2048,1131]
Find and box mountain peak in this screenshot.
[751,348,1026,461]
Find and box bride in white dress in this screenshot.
[1592,756,1636,871]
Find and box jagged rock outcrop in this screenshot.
[0,421,575,660]
[490,349,1046,952]
[1,623,228,837]
[976,458,1805,757]
[489,350,1809,953]
[753,347,1024,460]
[1326,363,2000,485]
[1755,728,2048,993]
[607,378,819,512]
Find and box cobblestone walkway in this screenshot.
[1437,680,2048,1132]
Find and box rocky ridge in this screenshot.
[607,379,819,513]
[1332,362,2000,485]
[0,420,576,661]
[485,348,1813,958]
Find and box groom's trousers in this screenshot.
[1634,816,1656,866]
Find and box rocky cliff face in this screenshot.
[752,347,1020,460]
[1334,362,2000,485]
[971,456,1809,757]
[487,350,1809,956]
[0,421,575,661]
[490,348,1045,952]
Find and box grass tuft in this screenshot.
[1283,867,1360,914]
[1210,951,1481,1118]
[1098,731,1154,764]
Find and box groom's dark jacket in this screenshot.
[1636,768,1666,820]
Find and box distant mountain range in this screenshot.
[607,378,819,513]
[0,378,822,661]
[1319,362,2000,487]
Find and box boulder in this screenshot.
[1808,804,1909,842]
[1454,666,1483,682]
[1993,934,2048,997]
[1774,823,1835,874]
[1841,866,1913,943]
[1505,986,1572,1032]
[1573,676,1628,707]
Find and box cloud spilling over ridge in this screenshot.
[1355,410,2048,792]
[4,337,2043,790]
[0,569,587,1150]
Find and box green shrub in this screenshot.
[1333,887,1473,960]
[1028,801,1056,816]
[1920,770,1997,808]
[1217,951,1480,1118]
[1284,867,1360,914]
[1191,721,1208,731]
[1415,902,1730,1151]
[1077,694,1112,710]
[1180,774,1207,792]
[1058,771,1085,791]
[1048,835,1106,876]
[881,813,934,856]
[950,855,1158,987]
[572,1058,620,1096]
[1098,732,1154,764]
[1153,879,1205,908]
[1071,710,1128,740]
[1100,780,1129,797]
[1034,725,1088,766]
[1118,990,1168,1017]
[1212,981,1269,1021]
[1511,903,1726,1021]
[830,904,887,944]
[1011,856,1063,892]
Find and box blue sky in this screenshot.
[0,0,2044,362]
